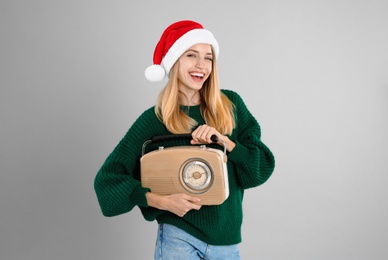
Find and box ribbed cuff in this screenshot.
[131,185,150,207]
[227,140,249,164]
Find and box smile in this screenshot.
[190,72,205,79]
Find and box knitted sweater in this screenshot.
[94,89,275,245]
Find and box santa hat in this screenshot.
[145,20,219,82]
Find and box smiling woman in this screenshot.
[94,20,275,260]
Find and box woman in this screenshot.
[94,20,275,259]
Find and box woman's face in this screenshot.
[177,43,213,95]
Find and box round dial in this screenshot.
[182,160,212,192]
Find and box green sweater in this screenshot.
[94,89,275,245]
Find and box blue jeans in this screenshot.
[154,223,240,260]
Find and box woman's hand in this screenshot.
[146,192,201,217]
[190,124,236,152]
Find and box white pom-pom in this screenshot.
[145,65,166,82]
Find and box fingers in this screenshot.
[180,194,202,211]
[185,195,202,210]
[191,124,221,144]
[165,193,202,217]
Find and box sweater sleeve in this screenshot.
[226,91,275,189]
[94,109,159,217]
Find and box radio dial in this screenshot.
[182,160,212,192]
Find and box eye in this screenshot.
[205,57,213,61]
[187,53,196,58]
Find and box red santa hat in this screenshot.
[145,20,219,82]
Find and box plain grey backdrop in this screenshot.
[1,0,387,259]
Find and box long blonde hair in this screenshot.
[155,52,235,134]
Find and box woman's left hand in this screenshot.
[190,125,235,152]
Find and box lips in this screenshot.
[190,72,205,81]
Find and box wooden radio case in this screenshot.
[140,134,229,205]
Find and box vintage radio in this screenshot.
[140,134,229,205]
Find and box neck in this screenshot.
[179,91,200,106]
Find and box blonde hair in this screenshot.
[155,52,235,134]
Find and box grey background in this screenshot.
[1,0,387,259]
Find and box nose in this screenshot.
[195,58,205,69]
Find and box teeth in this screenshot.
[190,73,204,77]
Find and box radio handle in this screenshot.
[142,134,226,156]
[151,134,192,143]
